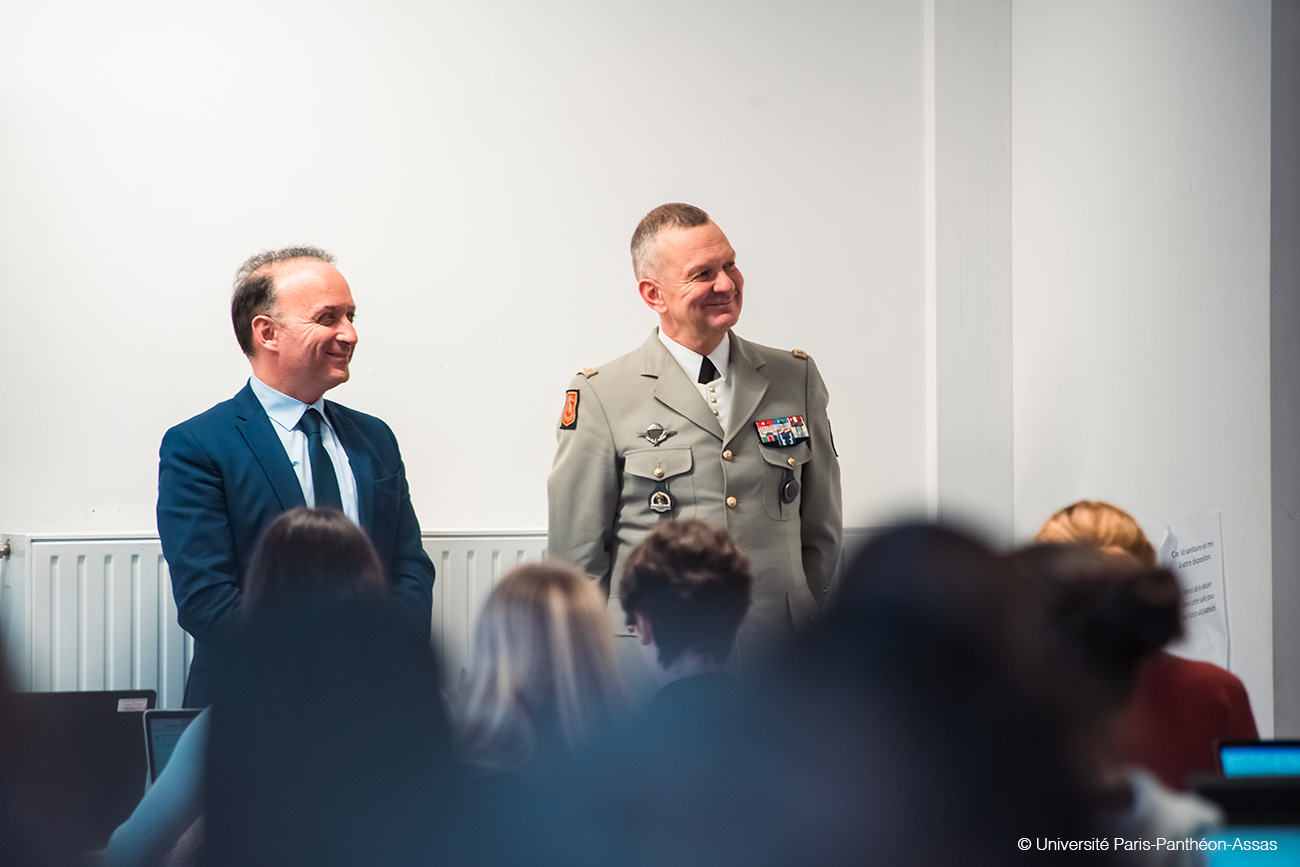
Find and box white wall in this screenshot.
[1011,1,1274,730]
[0,0,1279,727]
[0,0,928,535]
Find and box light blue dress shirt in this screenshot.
[248,375,360,524]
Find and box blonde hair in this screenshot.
[457,563,625,771]
[1035,500,1157,568]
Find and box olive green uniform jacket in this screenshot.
[547,329,843,647]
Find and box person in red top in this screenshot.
[1035,500,1259,789]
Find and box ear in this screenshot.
[633,612,655,647]
[250,314,279,354]
[638,278,668,314]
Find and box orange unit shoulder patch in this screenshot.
[560,389,580,430]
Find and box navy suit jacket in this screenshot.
[157,383,435,707]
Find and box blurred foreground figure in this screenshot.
[457,563,626,775]
[1013,543,1222,865]
[1037,500,1258,787]
[554,524,1105,867]
[200,512,460,867]
[109,508,409,867]
[454,563,625,865]
[619,519,752,694]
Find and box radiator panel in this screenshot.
[1,532,547,708]
[21,539,189,707]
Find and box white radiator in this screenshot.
[424,532,548,688]
[0,527,869,708]
[0,531,546,707]
[0,536,191,707]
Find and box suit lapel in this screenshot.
[233,383,306,512]
[724,334,769,447]
[326,403,374,536]
[641,331,724,441]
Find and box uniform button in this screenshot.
[653,467,664,478]
[726,496,738,508]
[787,457,796,466]
[710,398,717,404]
[709,387,716,393]
[712,409,719,416]
[627,623,636,633]
[722,450,733,461]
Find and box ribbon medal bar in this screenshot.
[755,415,809,447]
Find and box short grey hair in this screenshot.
[230,246,336,357]
[630,203,710,280]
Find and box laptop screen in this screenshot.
[1219,741,1300,777]
[144,709,202,782]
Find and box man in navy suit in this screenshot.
[157,246,435,707]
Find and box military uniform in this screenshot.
[547,329,843,650]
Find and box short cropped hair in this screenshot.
[1035,500,1157,568]
[630,203,711,280]
[619,520,752,668]
[231,245,336,357]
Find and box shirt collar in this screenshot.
[248,374,329,433]
[657,329,731,383]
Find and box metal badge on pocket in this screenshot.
[649,482,673,514]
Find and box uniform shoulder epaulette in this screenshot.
[579,367,599,378]
[791,348,808,359]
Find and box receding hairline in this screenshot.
[234,245,336,288]
[230,245,338,356]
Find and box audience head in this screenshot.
[243,506,385,612]
[1036,500,1157,567]
[458,563,625,773]
[749,523,1099,866]
[619,520,752,675]
[1009,543,1181,802]
[204,509,458,867]
[1011,543,1181,717]
[205,599,457,867]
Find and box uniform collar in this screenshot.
[657,329,731,383]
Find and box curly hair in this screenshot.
[619,520,753,668]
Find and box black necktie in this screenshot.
[698,356,720,384]
[298,408,344,511]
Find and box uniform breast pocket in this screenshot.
[624,448,695,521]
[759,441,811,521]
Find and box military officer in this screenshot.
[547,203,842,682]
